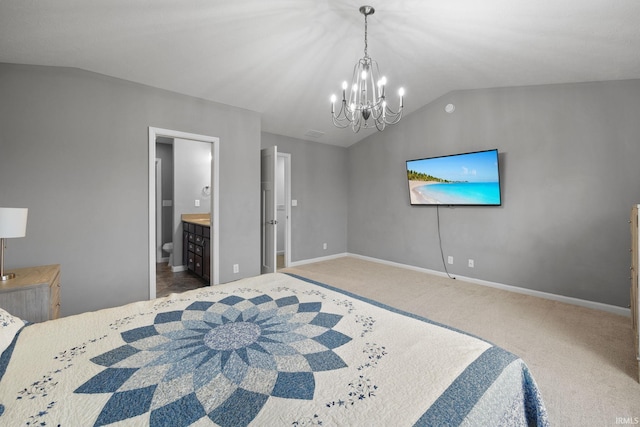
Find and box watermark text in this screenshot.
[616,417,639,425]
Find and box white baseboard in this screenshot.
[156,260,185,273]
[288,252,349,268]
[171,265,186,273]
[296,252,630,317]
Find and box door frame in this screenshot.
[148,127,220,299]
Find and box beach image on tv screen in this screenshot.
[406,150,501,205]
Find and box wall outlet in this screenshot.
[447,256,454,265]
[323,243,327,250]
[468,259,474,268]
[195,199,200,207]
[233,264,239,274]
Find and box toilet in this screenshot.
[162,242,173,267]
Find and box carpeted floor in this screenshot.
[281,256,640,427]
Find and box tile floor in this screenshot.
[156,262,207,298]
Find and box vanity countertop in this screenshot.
[181,213,211,227]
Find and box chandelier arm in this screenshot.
[366,64,374,108]
[386,114,403,125]
[331,101,354,128]
[351,58,367,109]
[369,59,381,101]
[352,116,362,133]
[383,104,402,115]
[332,117,352,128]
[354,105,364,131]
[381,109,403,125]
[347,62,359,110]
[369,103,383,121]
[332,114,353,128]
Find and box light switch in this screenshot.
[292,199,298,207]
[195,199,200,207]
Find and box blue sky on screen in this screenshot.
[407,150,499,182]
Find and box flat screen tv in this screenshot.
[406,149,502,206]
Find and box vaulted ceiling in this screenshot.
[1,0,639,147]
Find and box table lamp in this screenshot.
[0,207,28,281]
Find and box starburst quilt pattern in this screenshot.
[74,294,351,427]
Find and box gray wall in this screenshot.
[261,133,348,262]
[348,79,640,308]
[2,61,636,313]
[0,63,261,316]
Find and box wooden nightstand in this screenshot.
[0,264,61,323]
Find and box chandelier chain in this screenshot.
[364,13,368,57]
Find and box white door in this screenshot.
[632,205,640,382]
[261,146,277,273]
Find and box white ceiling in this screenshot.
[1,0,639,147]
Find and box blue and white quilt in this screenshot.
[0,273,548,426]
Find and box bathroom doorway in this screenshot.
[148,127,220,300]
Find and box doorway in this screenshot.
[277,152,291,269]
[261,146,291,273]
[148,127,220,300]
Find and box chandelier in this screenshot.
[330,5,404,132]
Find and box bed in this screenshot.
[0,272,548,426]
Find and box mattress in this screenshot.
[0,272,548,426]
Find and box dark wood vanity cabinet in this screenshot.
[202,227,210,281]
[182,221,210,282]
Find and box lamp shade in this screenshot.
[0,208,28,238]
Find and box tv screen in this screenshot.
[406,149,502,206]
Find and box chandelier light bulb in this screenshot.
[398,87,405,97]
[342,81,348,90]
[361,70,367,79]
[330,94,337,103]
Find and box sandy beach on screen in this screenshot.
[409,180,440,204]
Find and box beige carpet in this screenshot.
[282,256,640,427]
